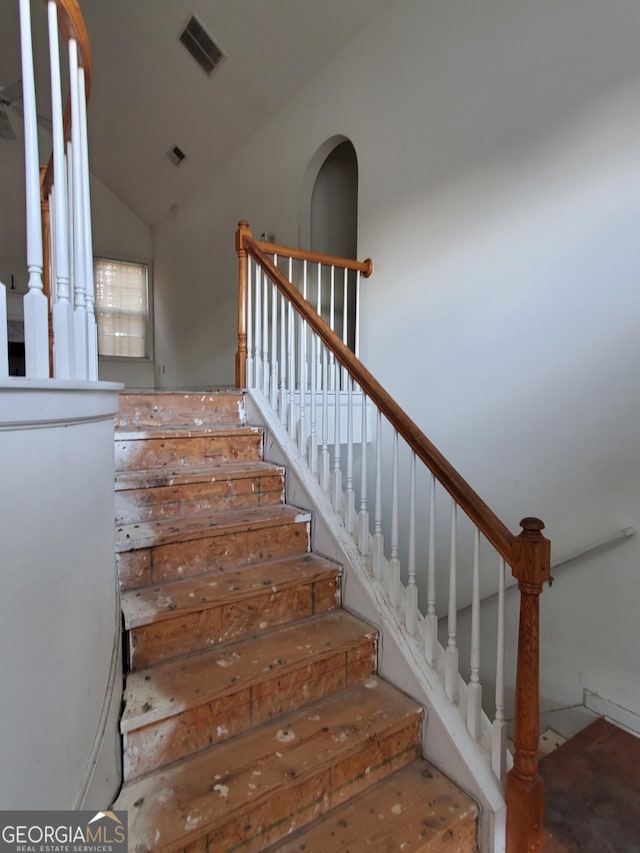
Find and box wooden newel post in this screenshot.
[40,166,53,376]
[235,220,251,388]
[506,517,551,853]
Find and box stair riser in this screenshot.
[128,576,340,670]
[170,720,421,853]
[123,635,376,780]
[115,473,285,525]
[117,392,245,429]
[115,431,263,472]
[117,521,311,590]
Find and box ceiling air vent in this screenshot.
[179,15,225,77]
[167,145,186,167]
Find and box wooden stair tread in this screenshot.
[121,610,375,732]
[115,677,421,852]
[122,553,340,629]
[116,390,244,430]
[115,460,283,491]
[115,503,311,552]
[269,759,478,852]
[115,424,259,441]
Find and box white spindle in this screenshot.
[270,263,278,409]
[355,269,361,360]
[467,529,482,740]
[246,258,254,387]
[66,140,74,297]
[262,265,269,390]
[298,324,307,456]
[287,265,295,438]
[372,410,384,580]
[315,263,322,390]
[343,377,355,534]
[19,0,49,378]
[388,431,402,606]
[48,0,72,378]
[78,66,97,379]
[309,327,318,473]
[492,558,507,781]
[69,39,87,378]
[445,500,459,702]
[331,357,342,512]
[424,474,438,665]
[319,342,330,491]
[329,265,336,390]
[405,451,418,634]
[279,290,286,421]
[0,282,8,377]
[341,267,348,386]
[358,394,369,554]
[253,264,264,389]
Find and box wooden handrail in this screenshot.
[40,0,92,201]
[236,221,551,851]
[237,222,514,563]
[255,238,373,277]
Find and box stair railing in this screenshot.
[236,220,551,852]
[1,0,97,380]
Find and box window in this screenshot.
[94,258,149,358]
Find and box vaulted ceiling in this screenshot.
[0,0,392,226]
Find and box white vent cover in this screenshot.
[179,15,225,77]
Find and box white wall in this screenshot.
[0,383,122,809]
[152,0,640,718]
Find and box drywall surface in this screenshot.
[0,383,122,809]
[91,175,155,388]
[152,0,640,717]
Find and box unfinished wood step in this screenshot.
[115,425,263,472]
[121,610,377,780]
[116,504,311,590]
[115,461,285,525]
[123,553,341,670]
[117,390,245,430]
[269,759,478,853]
[114,677,422,852]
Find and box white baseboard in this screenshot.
[583,689,640,738]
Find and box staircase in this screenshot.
[112,391,479,852]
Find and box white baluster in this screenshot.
[270,262,278,409]
[287,265,296,439]
[492,558,507,781]
[78,66,97,379]
[19,0,49,378]
[355,269,361,360]
[66,140,74,297]
[0,281,7,377]
[424,474,438,665]
[298,319,307,457]
[254,264,262,390]
[445,500,459,702]
[279,290,287,422]
[343,377,356,535]
[319,342,330,492]
[405,451,418,634]
[328,265,336,391]
[341,267,348,386]
[388,431,402,607]
[48,0,72,378]
[309,328,318,473]
[358,394,370,555]
[262,265,269,390]
[467,529,482,740]
[330,357,342,512]
[372,410,384,580]
[69,39,87,378]
[246,258,254,388]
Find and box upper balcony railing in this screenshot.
[236,220,552,853]
[1,0,97,381]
